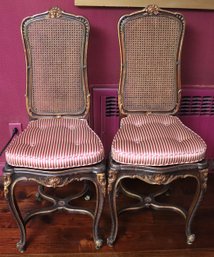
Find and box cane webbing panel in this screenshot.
[24,16,87,116]
[120,13,183,113]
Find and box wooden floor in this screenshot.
[0,174,214,257]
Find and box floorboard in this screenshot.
[0,174,213,256]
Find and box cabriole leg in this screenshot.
[4,175,26,253]
[93,173,106,249]
[107,170,119,247]
[185,169,208,244]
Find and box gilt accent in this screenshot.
[30,176,75,188]
[108,170,118,193]
[45,177,62,187]
[4,173,11,199]
[48,7,62,18]
[200,169,208,190]
[97,173,106,195]
[133,174,179,185]
[145,4,159,15]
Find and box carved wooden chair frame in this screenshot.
[107,5,208,246]
[3,7,106,252]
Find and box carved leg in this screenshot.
[107,171,118,247]
[185,170,208,245]
[93,174,106,249]
[4,176,26,253]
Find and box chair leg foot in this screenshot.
[95,239,103,249]
[107,237,115,247]
[16,241,25,253]
[84,194,91,201]
[187,234,195,245]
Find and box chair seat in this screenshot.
[6,118,104,170]
[111,115,206,166]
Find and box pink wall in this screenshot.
[1,0,214,172]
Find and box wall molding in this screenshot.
[75,0,214,10]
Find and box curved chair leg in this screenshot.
[7,179,26,253]
[107,172,119,247]
[185,171,208,244]
[92,174,106,249]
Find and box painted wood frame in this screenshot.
[75,0,214,10]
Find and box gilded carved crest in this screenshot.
[145,4,159,15]
[48,7,62,18]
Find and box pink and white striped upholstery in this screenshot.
[111,115,206,166]
[6,118,104,170]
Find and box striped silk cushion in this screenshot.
[6,118,104,170]
[111,115,206,166]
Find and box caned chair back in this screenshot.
[22,7,90,119]
[118,5,185,115]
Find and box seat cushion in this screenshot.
[111,115,206,166]
[6,118,104,170]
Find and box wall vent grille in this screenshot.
[104,95,214,116]
[105,96,119,117]
[179,96,214,116]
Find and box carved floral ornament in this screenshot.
[144,4,159,15]
[132,173,208,185]
[48,7,62,18]
[46,177,62,187]
[31,176,73,188]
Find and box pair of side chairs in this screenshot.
[3,5,208,252]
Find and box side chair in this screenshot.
[107,5,208,246]
[3,7,106,252]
